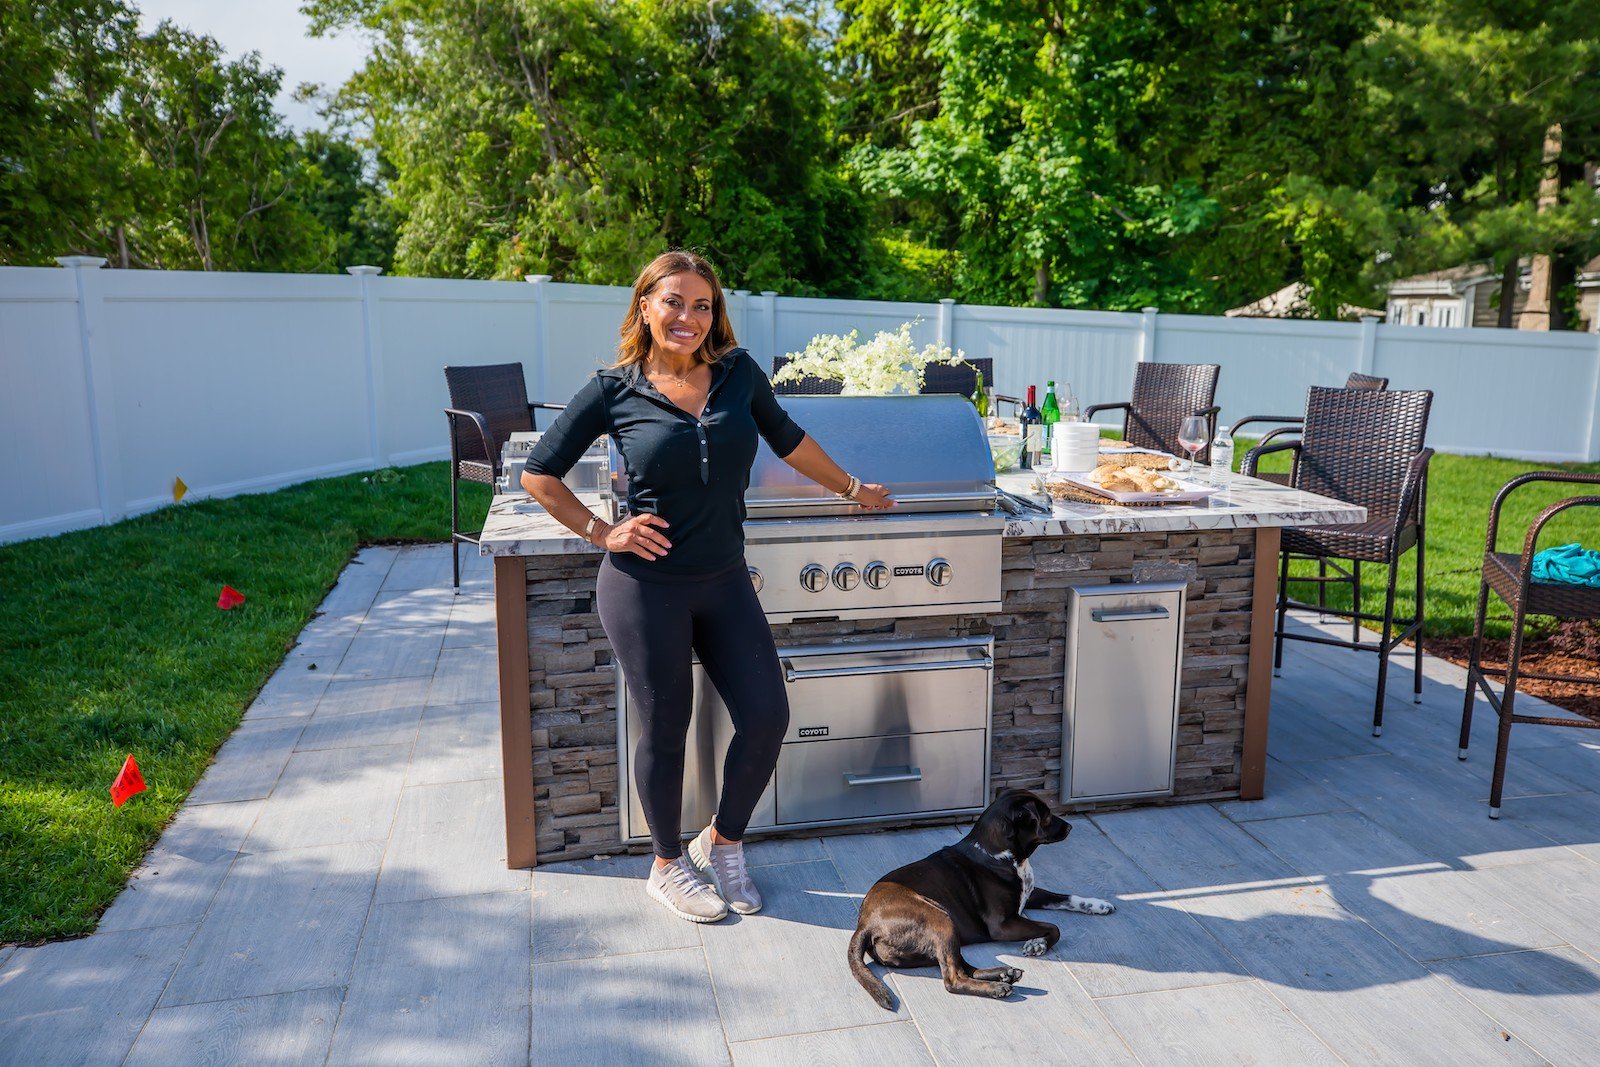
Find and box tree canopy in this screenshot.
[6,0,1598,324]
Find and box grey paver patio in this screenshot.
[3,541,1599,1065]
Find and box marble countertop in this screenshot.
[478,472,1365,557]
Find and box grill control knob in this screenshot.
[832,563,860,591]
[862,561,891,590]
[799,564,828,593]
[926,557,953,587]
[747,567,763,594]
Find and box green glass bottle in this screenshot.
[970,367,988,417]
[1041,380,1061,456]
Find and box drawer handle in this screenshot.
[845,766,923,787]
[783,657,991,683]
[1091,606,1170,623]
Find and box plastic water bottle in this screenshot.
[1210,424,1235,485]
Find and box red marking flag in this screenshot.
[217,585,246,610]
[111,755,146,807]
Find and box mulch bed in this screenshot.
[1426,635,1600,721]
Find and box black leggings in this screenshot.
[597,554,790,859]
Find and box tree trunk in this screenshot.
[1497,256,1519,328]
[1033,263,1051,306]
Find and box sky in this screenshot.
[135,0,370,132]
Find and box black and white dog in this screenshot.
[847,789,1114,1007]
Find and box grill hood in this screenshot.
[744,394,998,518]
[606,393,1000,520]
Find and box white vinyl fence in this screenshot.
[4,259,1598,544]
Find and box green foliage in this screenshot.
[309,0,870,291]
[0,0,395,273]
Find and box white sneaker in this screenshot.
[646,854,728,923]
[688,825,762,915]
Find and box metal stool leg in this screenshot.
[1458,579,1491,757]
[1351,561,1363,647]
[1413,539,1425,704]
[1488,606,1529,819]
[1273,548,1290,678]
[1372,559,1398,737]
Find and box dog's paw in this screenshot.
[1046,894,1116,915]
[1022,937,1049,957]
[1001,966,1023,983]
[991,981,1014,998]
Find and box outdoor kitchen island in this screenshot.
[480,465,1366,869]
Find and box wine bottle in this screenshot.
[1041,380,1060,457]
[971,367,988,417]
[1020,385,1041,470]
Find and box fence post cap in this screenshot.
[55,256,107,269]
[1359,315,1380,324]
[526,274,553,283]
[734,289,751,296]
[761,290,778,297]
[346,265,384,276]
[939,297,957,306]
[1141,306,1159,314]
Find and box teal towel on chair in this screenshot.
[1531,543,1600,587]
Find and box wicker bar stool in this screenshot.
[443,363,564,590]
[1241,386,1434,735]
[1229,372,1389,484]
[1456,472,1600,818]
[1085,362,1220,462]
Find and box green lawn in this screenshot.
[1,450,1595,944]
[0,463,488,944]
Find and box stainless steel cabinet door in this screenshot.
[1063,582,1184,801]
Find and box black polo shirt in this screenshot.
[524,348,808,576]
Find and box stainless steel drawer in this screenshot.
[1062,582,1185,802]
[775,729,987,826]
[779,637,993,742]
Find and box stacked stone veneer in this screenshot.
[522,528,1258,863]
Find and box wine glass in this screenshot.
[1177,416,1209,481]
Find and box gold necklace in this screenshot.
[649,360,699,387]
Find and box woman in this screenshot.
[521,251,893,923]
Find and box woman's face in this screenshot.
[641,272,715,362]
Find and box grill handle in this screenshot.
[1091,606,1171,624]
[845,766,923,787]
[782,656,992,683]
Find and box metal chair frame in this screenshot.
[1456,471,1600,818]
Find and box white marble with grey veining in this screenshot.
[477,473,1364,557]
[993,470,1366,536]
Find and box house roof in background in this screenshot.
[1225,282,1382,321]
[1388,262,1499,296]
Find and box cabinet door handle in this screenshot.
[783,658,991,683]
[1091,606,1170,623]
[844,767,923,787]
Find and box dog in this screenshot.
[847,788,1114,1007]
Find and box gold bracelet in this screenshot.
[582,514,601,543]
[838,475,861,500]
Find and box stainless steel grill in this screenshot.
[614,393,1006,843]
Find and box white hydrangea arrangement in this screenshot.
[772,321,967,396]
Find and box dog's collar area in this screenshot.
[961,840,1020,873]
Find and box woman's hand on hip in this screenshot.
[855,483,895,511]
[603,514,672,559]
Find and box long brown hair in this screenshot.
[613,251,738,369]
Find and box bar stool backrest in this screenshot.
[1124,362,1221,455]
[1297,386,1432,527]
[444,362,534,472]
